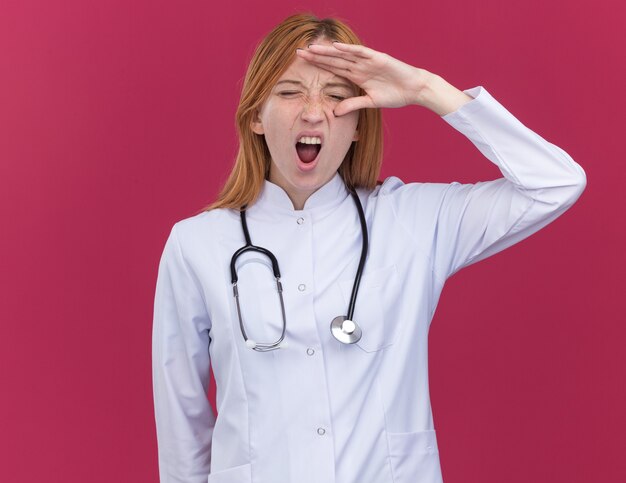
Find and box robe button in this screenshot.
[317,427,326,436]
[298,284,306,292]
[306,348,315,356]
[297,217,305,225]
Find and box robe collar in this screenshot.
[247,171,350,221]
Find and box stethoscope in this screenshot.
[230,184,369,352]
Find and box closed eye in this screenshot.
[278,91,301,97]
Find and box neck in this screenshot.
[267,168,318,211]
[287,193,308,211]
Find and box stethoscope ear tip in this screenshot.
[279,341,289,349]
[246,339,257,349]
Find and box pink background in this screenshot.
[1,1,623,482]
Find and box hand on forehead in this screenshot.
[277,54,357,96]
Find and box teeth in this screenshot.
[298,136,322,144]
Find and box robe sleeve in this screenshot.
[385,86,587,280]
[152,223,215,482]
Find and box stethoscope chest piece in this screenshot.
[330,316,362,344]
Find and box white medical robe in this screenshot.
[152,86,587,483]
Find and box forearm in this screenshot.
[153,224,216,481]
[434,85,586,277]
[414,71,474,116]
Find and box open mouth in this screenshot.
[295,136,322,163]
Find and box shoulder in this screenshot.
[168,207,237,249]
[362,175,457,204]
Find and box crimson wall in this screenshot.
[0,1,623,481]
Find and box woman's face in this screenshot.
[251,39,359,209]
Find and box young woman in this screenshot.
[152,13,586,483]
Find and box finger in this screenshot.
[296,49,357,72]
[306,43,367,63]
[295,51,358,83]
[298,46,357,65]
[330,42,375,60]
[334,95,374,116]
[295,59,356,87]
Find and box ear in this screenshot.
[250,109,265,135]
[352,128,359,142]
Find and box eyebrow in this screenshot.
[275,79,354,90]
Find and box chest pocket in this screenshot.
[337,264,399,353]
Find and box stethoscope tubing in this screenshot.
[230,206,288,351]
[345,189,368,322]
[230,183,368,351]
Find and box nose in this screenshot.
[301,95,325,123]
